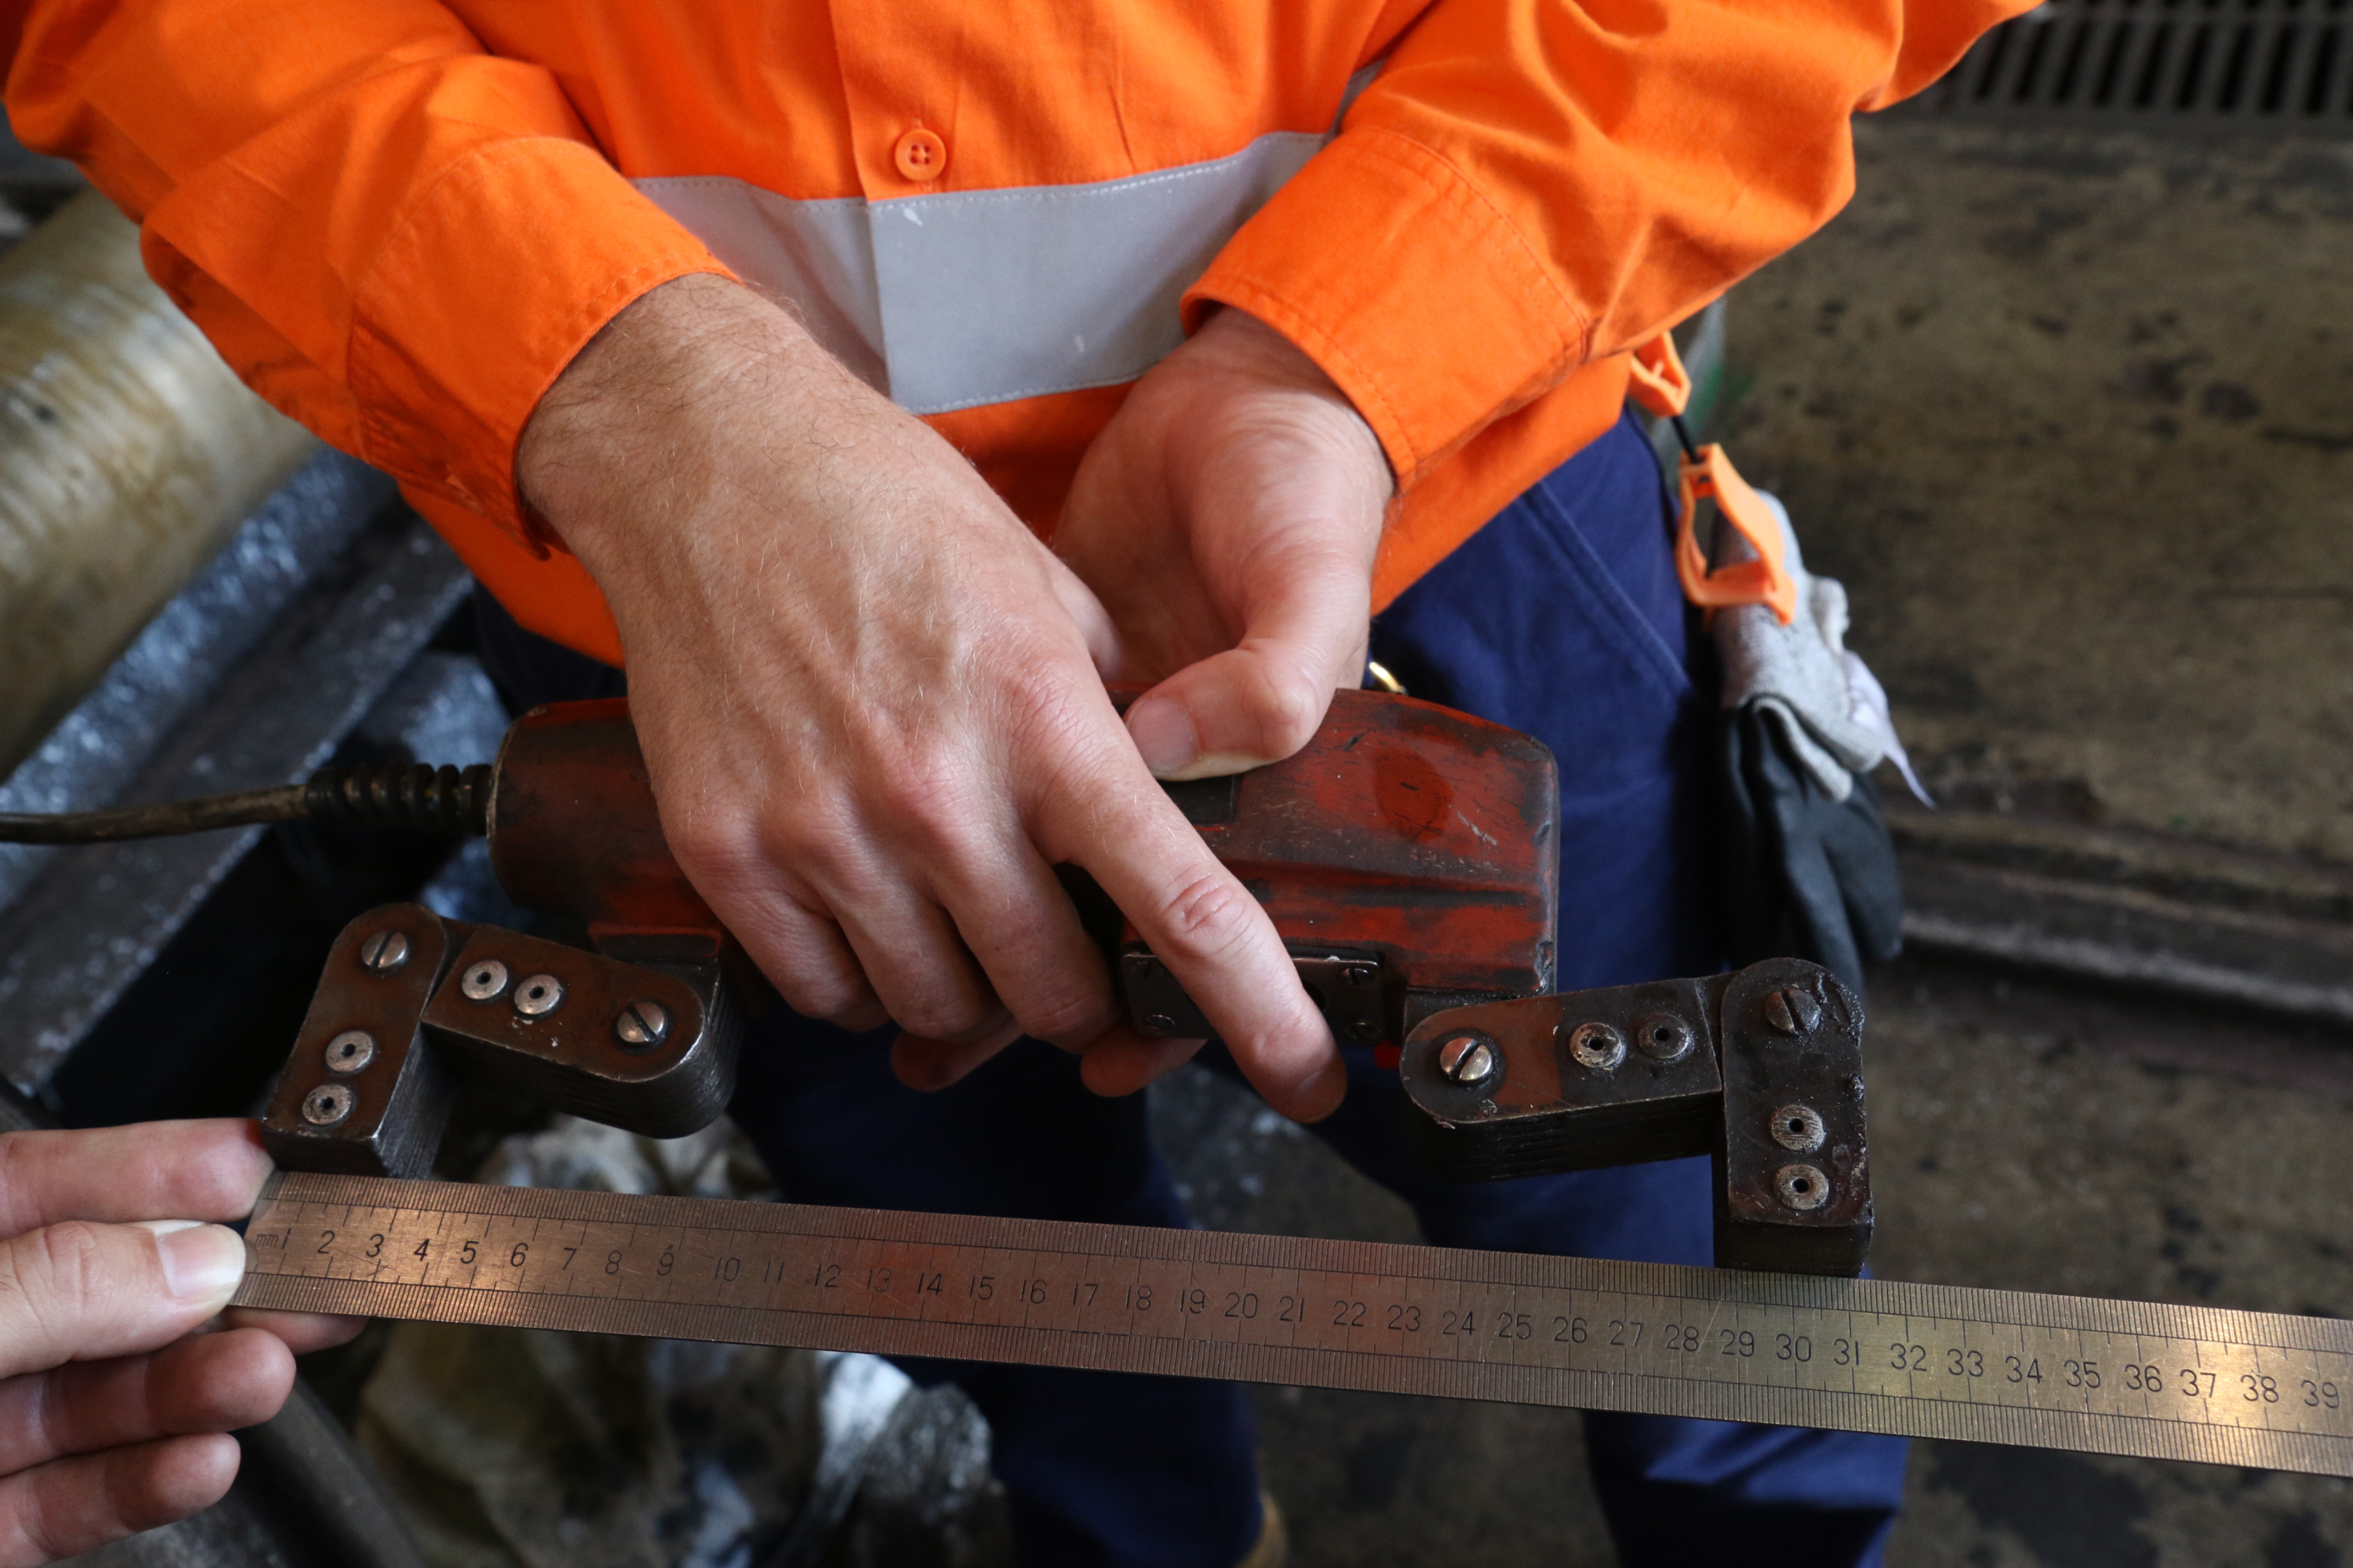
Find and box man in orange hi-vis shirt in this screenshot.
[0,2,2027,1563]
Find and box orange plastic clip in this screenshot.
[1675,444,1798,626]
[1628,332,1692,419]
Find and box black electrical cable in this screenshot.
[0,762,494,844]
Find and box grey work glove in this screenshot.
[1711,493,1926,998]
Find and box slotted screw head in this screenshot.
[1437,1033,1496,1086]
[1345,1018,1382,1044]
[1763,988,1821,1037]
[1143,1012,1179,1033]
[301,1083,354,1126]
[323,1030,376,1075]
[460,960,510,1001]
[1343,964,1377,987]
[358,929,410,974]
[614,1001,671,1050]
[512,973,564,1017]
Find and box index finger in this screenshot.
[1043,749,1343,1122]
[0,1123,271,1237]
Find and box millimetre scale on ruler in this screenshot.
[235,1172,2353,1477]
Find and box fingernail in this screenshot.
[1290,1058,1348,1125]
[140,1221,247,1303]
[1126,698,1198,778]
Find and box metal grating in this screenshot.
[1917,0,2353,125]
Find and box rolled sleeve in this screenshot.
[1189,0,2031,492]
[338,136,725,532]
[1189,124,1585,488]
[10,5,731,545]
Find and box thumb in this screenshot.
[0,1221,245,1381]
[1123,543,1372,780]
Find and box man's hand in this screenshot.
[518,275,1344,1120]
[1052,307,1395,1094]
[0,1120,344,1565]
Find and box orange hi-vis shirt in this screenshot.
[3,1,2023,666]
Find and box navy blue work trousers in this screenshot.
[472,412,1908,1568]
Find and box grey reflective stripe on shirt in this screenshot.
[636,130,1324,416]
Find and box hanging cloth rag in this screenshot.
[1630,330,1929,996]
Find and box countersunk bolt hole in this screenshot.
[513,974,564,1017]
[1771,1103,1826,1153]
[1566,1021,1626,1071]
[1774,1162,1829,1212]
[460,960,510,1001]
[300,1083,354,1127]
[1632,1013,1693,1064]
[323,1030,376,1075]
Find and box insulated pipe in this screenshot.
[0,189,317,772]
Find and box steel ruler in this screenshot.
[235,1171,2353,1477]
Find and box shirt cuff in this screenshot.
[1185,126,1589,490]
[344,135,732,543]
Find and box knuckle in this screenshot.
[29,1222,104,1309]
[1150,869,1260,963]
[662,812,769,890]
[868,750,984,838]
[1014,981,1113,1046]
[891,996,995,1044]
[776,971,876,1026]
[0,1222,106,1351]
[1005,673,1103,759]
[1241,660,1324,757]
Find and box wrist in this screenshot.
[515,273,832,559]
[1182,308,1395,504]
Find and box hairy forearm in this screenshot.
[519,274,850,558]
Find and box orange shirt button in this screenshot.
[892,127,947,182]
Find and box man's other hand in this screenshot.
[1051,307,1395,1095]
[0,1120,345,1565]
[518,276,1345,1123]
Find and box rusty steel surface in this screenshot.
[420,920,734,1136]
[261,902,738,1176]
[237,1172,2353,1479]
[1114,687,1559,1051]
[1159,687,1557,1001]
[485,691,1558,1052]
[1402,959,1872,1276]
[1402,977,1729,1180]
[487,699,721,943]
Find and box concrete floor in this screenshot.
[1725,117,2353,856]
